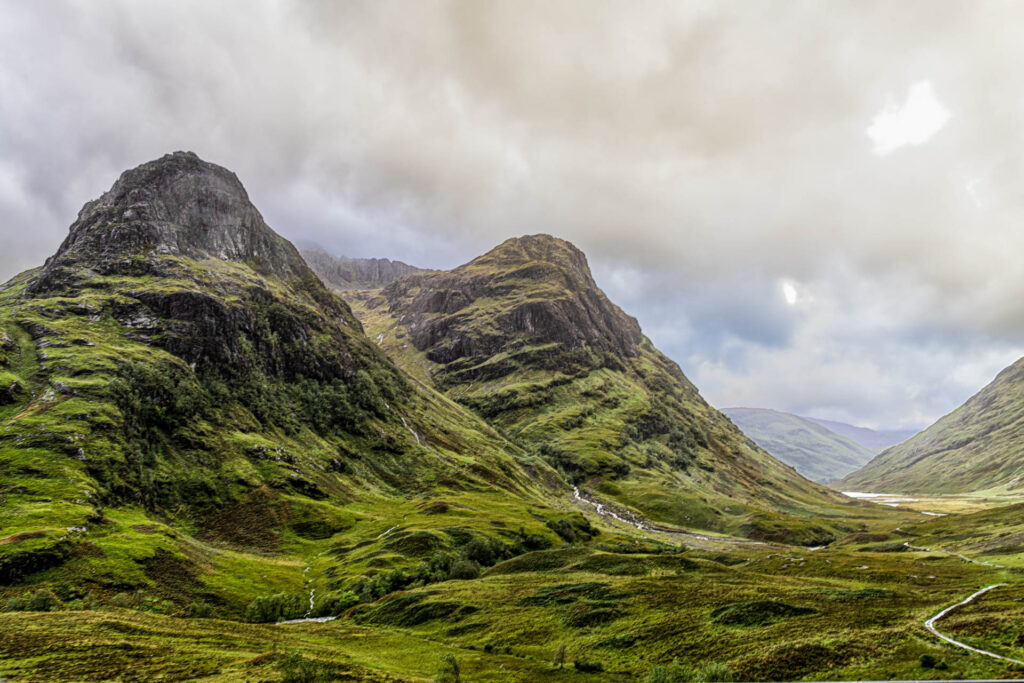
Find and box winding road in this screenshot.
[925,584,1024,665]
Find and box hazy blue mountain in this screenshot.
[804,417,917,452]
[723,408,876,483]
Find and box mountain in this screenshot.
[348,234,849,544]
[840,357,1024,494]
[803,417,917,452]
[4,153,1012,683]
[0,152,561,605]
[721,408,874,483]
[301,247,426,290]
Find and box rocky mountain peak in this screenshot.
[462,234,598,292]
[32,151,312,292]
[375,234,643,375]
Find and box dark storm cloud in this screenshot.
[2,0,1023,428]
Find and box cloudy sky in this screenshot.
[3,1,1024,430]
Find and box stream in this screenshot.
[571,486,766,547]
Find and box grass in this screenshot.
[8,234,1024,681]
[6,532,1024,681]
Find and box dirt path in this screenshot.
[924,584,1024,665]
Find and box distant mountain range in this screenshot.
[722,408,876,483]
[803,418,917,452]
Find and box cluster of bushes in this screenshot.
[244,590,357,623]
[627,405,710,470]
[2,588,207,617]
[348,528,558,605]
[546,516,598,544]
[402,529,548,587]
[105,344,409,510]
[644,660,734,683]
[208,360,403,440]
[4,588,63,612]
[354,570,413,603]
[275,653,351,683]
[540,443,630,481]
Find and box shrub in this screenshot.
[185,601,213,618]
[4,596,26,612]
[449,560,481,580]
[276,653,349,683]
[574,659,604,673]
[644,660,734,683]
[920,654,936,669]
[434,653,461,683]
[553,643,566,669]
[26,588,62,612]
[463,537,495,566]
[110,592,133,608]
[311,591,358,617]
[696,662,735,682]
[244,592,306,623]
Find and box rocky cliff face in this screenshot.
[25,152,368,381]
[378,235,644,379]
[301,249,426,290]
[33,152,312,292]
[352,234,847,542]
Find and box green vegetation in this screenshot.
[841,355,1024,494]
[349,235,856,544]
[8,157,1024,682]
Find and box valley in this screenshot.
[3,152,1024,682]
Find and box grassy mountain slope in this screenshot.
[805,417,917,452]
[349,235,852,544]
[722,408,875,483]
[0,153,574,617]
[5,154,1024,682]
[840,357,1024,494]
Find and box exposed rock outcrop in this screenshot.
[301,249,426,290]
[379,235,643,376]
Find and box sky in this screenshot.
[2,1,1024,430]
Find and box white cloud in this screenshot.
[782,281,798,305]
[867,80,952,156]
[4,1,1024,430]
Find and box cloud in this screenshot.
[2,0,1024,429]
[867,81,952,155]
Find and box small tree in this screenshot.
[553,643,567,669]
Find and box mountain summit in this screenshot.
[378,234,644,376]
[32,151,311,293]
[351,234,847,543]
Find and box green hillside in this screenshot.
[0,153,571,619]
[349,235,851,544]
[722,408,875,483]
[840,357,1024,494]
[8,153,1024,682]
